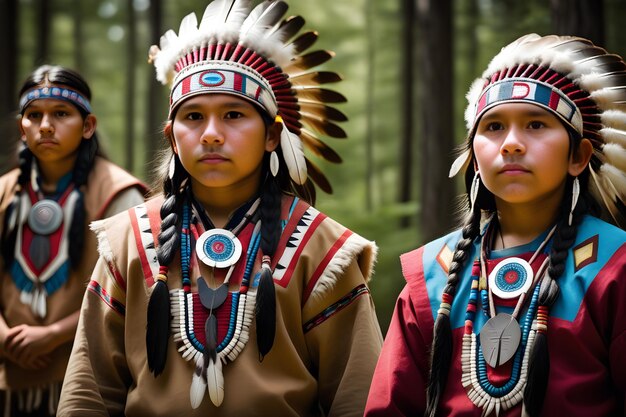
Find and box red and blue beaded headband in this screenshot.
[472,77,583,135]
[19,86,92,115]
[169,61,277,119]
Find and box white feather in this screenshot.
[600,127,626,147]
[279,122,307,184]
[602,143,626,171]
[449,148,471,178]
[590,87,626,110]
[600,163,626,199]
[207,357,225,407]
[190,356,206,409]
[601,110,626,130]
[198,0,251,45]
[589,167,617,221]
[239,1,288,56]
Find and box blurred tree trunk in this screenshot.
[417,0,454,242]
[125,0,136,172]
[365,0,375,211]
[35,0,51,65]
[146,0,165,183]
[398,0,415,226]
[551,0,604,45]
[72,0,84,73]
[0,0,19,174]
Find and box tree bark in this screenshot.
[146,0,165,183]
[417,0,454,242]
[0,0,19,173]
[35,0,51,65]
[398,0,416,226]
[551,0,604,45]
[72,0,84,73]
[125,0,136,172]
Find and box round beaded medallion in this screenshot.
[196,228,243,268]
[28,199,63,235]
[488,257,533,299]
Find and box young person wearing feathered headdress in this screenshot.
[365,34,626,417]
[57,1,382,416]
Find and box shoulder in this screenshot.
[85,157,148,218]
[400,229,466,286]
[275,196,378,301]
[0,168,19,209]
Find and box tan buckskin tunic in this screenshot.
[0,157,146,394]
[58,195,382,417]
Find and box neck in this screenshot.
[190,178,261,228]
[37,159,76,193]
[495,192,563,250]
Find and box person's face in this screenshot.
[171,93,279,195]
[473,102,584,208]
[19,97,95,166]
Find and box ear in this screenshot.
[82,114,97,139]
[164,121,178,154]
[568,138,593,176]
[16,116,26,142]
[265,121,281,152]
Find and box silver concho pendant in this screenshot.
[479,313,521,367]
[28,199,63,235]
[488,257,533,299]
[196,229,242,268]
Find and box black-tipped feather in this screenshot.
[290,71,342,85]
[305,158,333,193]
[295,87,347,103]
[287,31,318,55]
[300,102,348,122]
[146,280,171,376]
[283,50,333,73]
[301,115,347,138]
[301,131,342,163]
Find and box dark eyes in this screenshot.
[183,111,244,120]
[482,120,545,132]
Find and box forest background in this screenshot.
[0,0,622,334]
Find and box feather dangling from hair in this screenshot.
[207,356,225,407]
[278,119,307,185]
[449,148,472,178]
[255,264,276,361]
[190,355,207,409]
[146,279,171,376]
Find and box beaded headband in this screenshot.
[19,86,92,115]
[450,34,626,226]
[149,0,347,192]
[473,78,583,134]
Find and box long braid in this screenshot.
[425,200,483,417]
[68,137,98,269]
[255,173,282,361]
[1,144,33,265]
[146,155,186,376]
[523,178,587,416]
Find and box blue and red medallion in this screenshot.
[196,228,242,268]
[488,257,533,299]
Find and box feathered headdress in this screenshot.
[450,34,626,226]
[148,0,346,193]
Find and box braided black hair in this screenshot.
[1,65,101,271]
[425,126,592,416]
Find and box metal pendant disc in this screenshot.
[196,228,242,268]
[488,257,533,299]
[479,313,521,368]
[28,199,63,235]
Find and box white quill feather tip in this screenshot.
[279,121,307,184]
[190,356,207,409]
[602,143,626,172]
[207,357,225,407]
[239,1,288,58]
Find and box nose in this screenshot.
[200,116,224,145]
[39,113,54,135]
[500,126,525,155]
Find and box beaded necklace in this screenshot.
[170,199,261,408]
[459,221,555,416]
[10,165,79,318]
